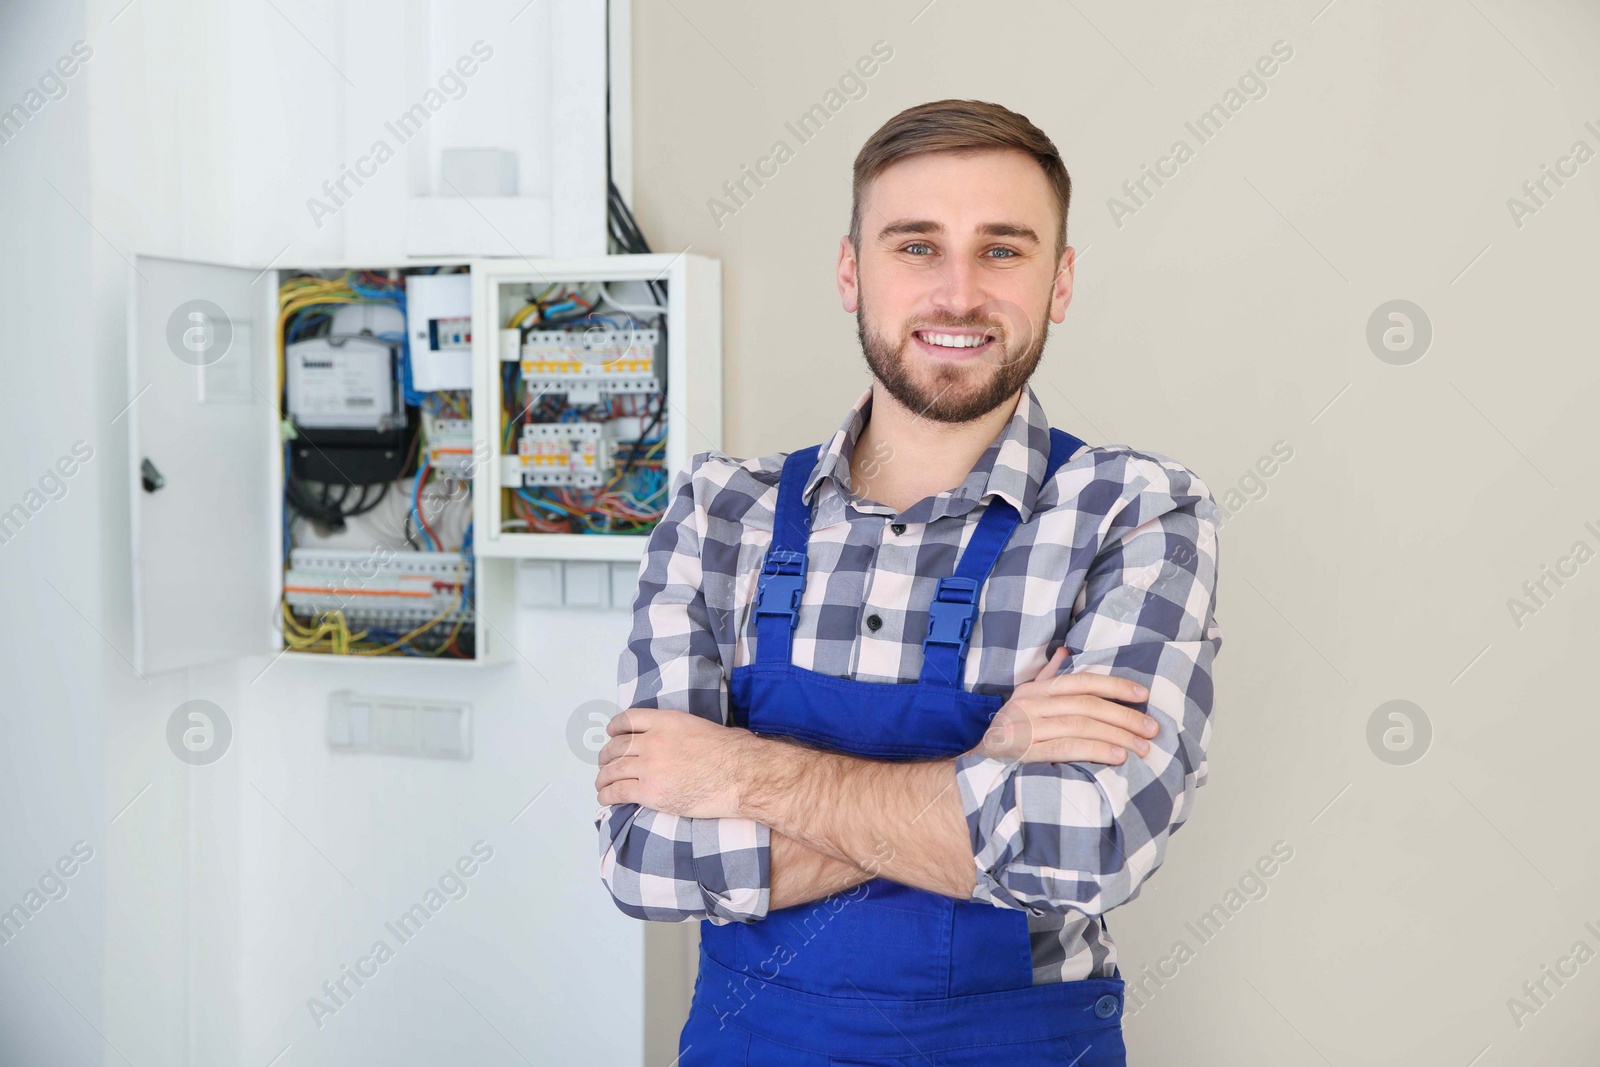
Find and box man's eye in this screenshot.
[903,242,934,256]
[986,247,1019,259]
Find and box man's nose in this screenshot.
[927,256,987,318]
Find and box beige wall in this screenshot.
[633,2,1600,1063]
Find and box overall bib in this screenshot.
[680,427,1129,1066]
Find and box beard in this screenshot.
[856,292,1050,424]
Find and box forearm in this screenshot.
[768,830,876,910]
[740,740,977,900]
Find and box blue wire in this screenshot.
[411,469,438,551]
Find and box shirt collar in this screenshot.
[801,382,1058,524]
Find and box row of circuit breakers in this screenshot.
[501,325,661,489]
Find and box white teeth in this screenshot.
[920,331,989,349]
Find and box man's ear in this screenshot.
[1050,245,1076,324]
[838,235,860,314]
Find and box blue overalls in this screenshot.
[680,427,1129,1066]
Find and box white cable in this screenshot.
[597,281,666,318]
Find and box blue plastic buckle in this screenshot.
[754,550,806,631]
[923,576,980,653]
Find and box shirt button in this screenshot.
[865,613,883,632]
[1094,994,1120,1019]
[890,522,906,535]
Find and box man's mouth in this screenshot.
[911,327,997,358]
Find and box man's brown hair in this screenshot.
[850,99,1072,257]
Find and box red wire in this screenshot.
[416,459,443,548]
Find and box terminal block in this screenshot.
[283,549,473,627]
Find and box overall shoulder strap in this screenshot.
[752,444,822,666]
[918,426,1086,687]
[1045,425,1087,476]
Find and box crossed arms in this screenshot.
[594,449,1222,923]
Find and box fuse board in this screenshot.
[469,254,721,561]
[491,275,670,540]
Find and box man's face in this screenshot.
[838,148,1074,424]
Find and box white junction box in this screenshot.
[405,272,474,392]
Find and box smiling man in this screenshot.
[596,99,1223,1066]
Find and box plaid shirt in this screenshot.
[598,382,1222,984]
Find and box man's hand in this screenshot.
[595,708,756,819]
[976,646,1157,764]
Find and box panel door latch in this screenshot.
[141,458,165,493]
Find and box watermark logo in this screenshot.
[0,40,92,149]
[1506,520,1600,630]
[1506,124,1600,230]
[1505,918,1600,1030]
[1366,699,1431,766]
[0,841,94,948]
[306,41,495,230]
[568,699,623,764]
[0,439,93,549]
[707,40,894,229]
[1124,839,1295,1017]
[1366,300,1431,366]
[167,700,233,766]
[166,299,233,367]
[307,840,494,1030]
[1215,440,1294,529]
[1109,40,1294,229]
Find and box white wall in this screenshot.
[0,5,105,1065]
[4,0,646,1064]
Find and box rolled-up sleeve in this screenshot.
[954,452,1222,917]
[596,451,772,924]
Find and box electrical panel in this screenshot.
[126,253,719,673]
[271,266,489,662]
[472,253,722,561]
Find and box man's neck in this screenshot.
[849,381,1021,514]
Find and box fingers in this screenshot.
[1033,645,1069,682]
[1033,695,1161,741]
[983,670,1163,765]
[605,707,658,737]
[1042,670,1149,705]
[1024,712,1153,756]
[596,733,644,766]
[1014,736,1137,765]
[596,781,640,807]
[595,754,641,790]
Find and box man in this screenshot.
[595,99,1222,1066]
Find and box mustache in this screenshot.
[905,317,1006,338]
